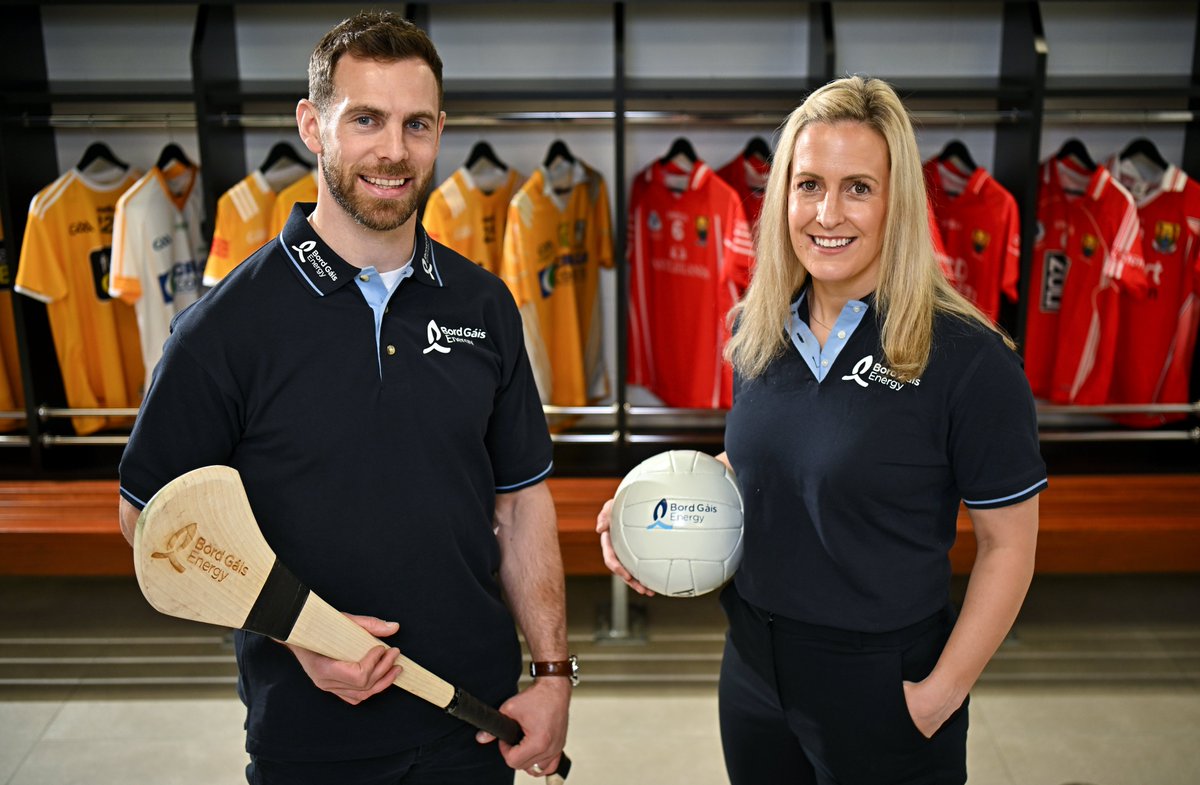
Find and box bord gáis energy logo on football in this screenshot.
[647,498,717,530]
[150,522,250,583]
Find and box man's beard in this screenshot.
[321,147,430,232]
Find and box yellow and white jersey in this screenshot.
[269,170,318,236]
[109,160,207,374]
[14,166,144,434]
[423,166,523,274]
[204,170,275,285]
[500,159,613,406]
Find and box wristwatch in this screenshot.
[529,654,579,686]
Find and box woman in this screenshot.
[598,76,1045,784]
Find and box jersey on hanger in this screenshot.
[716,153,770,227]
[269,171,319,236]
[1049,166,1147,405]
[500,159,612,406]
[0,218,23,433]
[628,159,755,409]
[1024,157,1086,399]
[924,158,1021,322]
[424,166,523,274]
[14,166,144,435]
[204,170,278,285]
[1107,157,1200,424]
[109,159,207,374]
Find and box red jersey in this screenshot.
[1049,167,1146,405]
[1024,157,1091,398]
[716,152,770,228]
[924,159,1021,321]
[628,159,754,409]
[1107,159,1200,424]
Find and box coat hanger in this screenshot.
[543,139,575,168]
[155,142,193,171]
[465,140,507,171]
[743,136,771,162]
[1055,138,1097,172]
[1118,137,1169,172]
[76,141,128,173]
[660,136,698,168]
[936,139,977,174]
[258,141,310,173]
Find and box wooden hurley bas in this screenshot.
[133,465,570,782]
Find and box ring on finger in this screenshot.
[532,762,544,774]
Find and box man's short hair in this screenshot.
[308,10,444,113]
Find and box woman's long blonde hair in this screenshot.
[725,75,1012,382]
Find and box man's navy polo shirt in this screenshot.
[725,295,1046,633]
[119,205,553,761]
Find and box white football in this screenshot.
[610,450,744,597]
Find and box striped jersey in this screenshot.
[628,159,755,409]
[205,171,276,285]
[500,159,613,406]
[14,166,144,434]
[1107,158,1200,423]
[424,165,523,274]
[109,160,207,374]
[270,171,319,236]
[1049,166,1146,405]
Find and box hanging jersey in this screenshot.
[1050,166,1146,405]
[424,166,523,274]
[716,153,770,228]
[0,217,23,432]
[14,167,144,435]
[1106,158,1200,424]
[928,198,955,285]
[924,159,1021,322]
[270,171,319,236]
[628,159,755,409]
[1024,157,1091,398]
[109,160,207,374]
[500,159,613,406]
[204,170,278,285]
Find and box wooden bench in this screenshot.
[1,475,1198,576]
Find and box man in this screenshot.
[117,12,570,784]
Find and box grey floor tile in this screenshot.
[0,701,64,784]
[7,737,249,785]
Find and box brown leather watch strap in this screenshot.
[529,654,578,685]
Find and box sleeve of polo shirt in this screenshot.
[118,331,242,510]
[485,290,554,493]
[947,334,1047,510]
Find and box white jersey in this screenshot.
[108,160,207,374]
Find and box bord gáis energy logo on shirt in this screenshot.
[841,354,921,391]
[291,240,339,282]
[422,319,488,355]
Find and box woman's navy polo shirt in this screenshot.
[725,295,1046,633]
[119,205,553,761]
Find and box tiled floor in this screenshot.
[1,573,1198,785]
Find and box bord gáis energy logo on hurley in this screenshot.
[151,522,250,583]
[647,498,718,530]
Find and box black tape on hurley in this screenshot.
[242,559,310,640]
[444,688,573,779]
